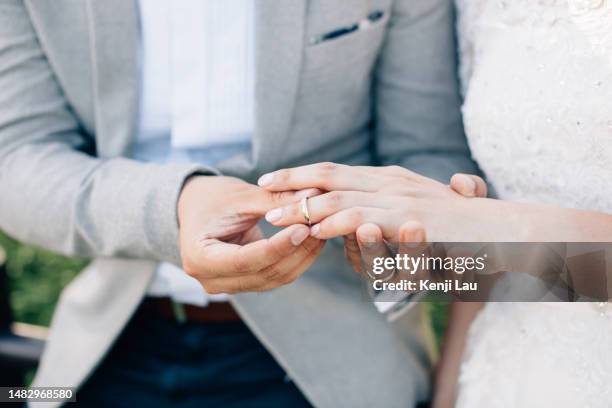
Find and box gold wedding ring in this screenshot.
[300,197,312,226]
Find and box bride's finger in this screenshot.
[264,191,387,226]
[309,207,402,240]
[257,162,381,192]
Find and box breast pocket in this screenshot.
[295,11,389,138]
[303,11,389,75]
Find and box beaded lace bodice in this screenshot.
[458,0,612,212]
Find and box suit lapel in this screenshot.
[86,0,139,157]
[252,0,307,173]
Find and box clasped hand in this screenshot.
[177,164,486,294]
[258,162,487,277]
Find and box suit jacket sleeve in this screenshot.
[374,0,481,182]
[0,0,217,265]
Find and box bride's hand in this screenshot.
[258,162,490,242]
[342,173,486,274]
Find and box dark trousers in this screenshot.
[76,303,311,407]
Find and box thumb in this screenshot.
[450,174,488,198]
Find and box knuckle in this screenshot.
[263,266,282,281]
[232,256,252,274]
[347,208,364,226]
[270,191,286,205]
[183,257,207,279]
[326,191,344,210]
[202,281,222,295]
[386,165,405,175]
[278,272,297,286]
[318,162,338,173]
[264,240,286,261]
[304,237,323,253]
[287,203,302,220]
[183,262,198,278]
[316,162,338,181]
[276,169,290,183]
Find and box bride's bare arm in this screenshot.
[258,162,612,242]
[432,302,483,408]
[488,199,612,242]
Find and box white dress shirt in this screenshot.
[135,0,254,306]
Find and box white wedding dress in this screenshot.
[455,0,612,406]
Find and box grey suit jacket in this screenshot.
[0,0,477,407]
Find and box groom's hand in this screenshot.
[178,176,325,294]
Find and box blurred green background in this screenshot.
[0,230,448,346]
[1,231,87,326]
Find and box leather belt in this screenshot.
[141,297,241,323]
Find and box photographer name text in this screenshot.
[373,279,478,293]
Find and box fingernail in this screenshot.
[403,229,425,248]
[310,224,320,237]
[462,176,476,195]
[413,229,425,243]
[258,173,274,187]
[265,208,283,223]
[291,228,309,246]
[360,233,377,243]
